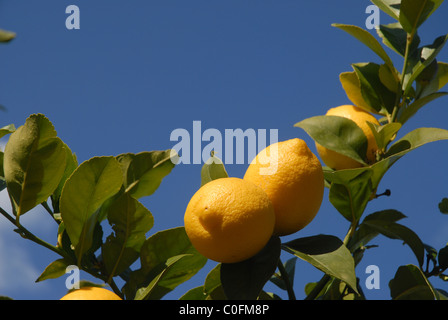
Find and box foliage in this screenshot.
[0,0,448,300]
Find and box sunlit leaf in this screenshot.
[201,152,228,186]
[399,0,444,34]
[3,114,67,219]
[370,0,401,20]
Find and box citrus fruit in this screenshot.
[315,105,380,170]
[60,286,122,300]
[243,138,324,236]
[184,177,275,263]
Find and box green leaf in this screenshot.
[3,114,67,219]
[366,121,402,151]
[60,156,123,264]
[36,259,70,282]
[328,169,373,222]
[349,209,407,252]
[438,246,448,270]
[377,22,421,56]
[295,115,368,165]
[439,198,448,214]
[51,142,78,213]
[418,61,448,98]
[134,254,190,300]
[116,150,176,199]
[124,227,207,300]
[101,193,154,279]
[270,257,297,291]
[0,29,15,42]
[370,0,401,20]
[340,71,378,115]
[332,24,396,71]
[352,62,397,115]
[386,127,448,158]
[403,35,448,96]
[282,235,358,293]
[363,219,425,266]
[221,236,281,300]
[389,264,437,299]
[398,91,448,124]
[200,152,228,186]
[399,0,444,34]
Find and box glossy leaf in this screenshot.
[102,193,154,278]
[0,124,15,139]
[389,264,437,299]
[282,235,358,293]
[200,152,228,186]
[116,150,176,199]
[124,227,207,300]
[221,236,281,300]
[399,0,444,34]
[60,156,123,263]
[3,114,67,219]
[367,121,402,151]
[295,115,368,165]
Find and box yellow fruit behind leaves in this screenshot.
[315,105,380,170]
[184,177,275,263]
[244,138,324,236]
[60,287,122,300]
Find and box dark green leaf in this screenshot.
[3,114,67,219]
[221,236,281,300]
[438,246,448,270]
[363,219,425,266]
[403,35,448,96]
[419,61,448,98]
[399,0,444,34]
[328,170,373,222]
[201,152,228,186]
[116,150,177,199]
[439,198,448,214]
[377,22,421,56]
[282,235,358,293]
[60,156,123,264]
[270,257,297,291]
[389,264,437,299]
[352,62,397,115]
[295,115,368,165]
[124,227,207,300]
[102,193,154,278]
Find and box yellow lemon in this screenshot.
[244,138,324,236]
[184,177,275,263]
[315,105,380,170]
[60,287,122,300]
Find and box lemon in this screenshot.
[244,138,324,236]
[315,105,380,170]
[184,177,275,263]
[60,287,122,300]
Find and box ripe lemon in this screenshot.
[243,138,324,236]
[184,177,275,263]
[315,105,380,170]
[60,287,122,300]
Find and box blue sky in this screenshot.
[0,0,447,300]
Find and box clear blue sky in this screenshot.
[0,0,447,300]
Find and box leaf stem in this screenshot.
[277,260,296,300]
